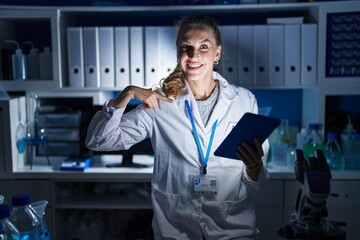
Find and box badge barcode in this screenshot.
[195,191,217,195]
[210,180,217,187]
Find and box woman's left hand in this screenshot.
[236,137,264,181]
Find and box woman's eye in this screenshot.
[180,45,188,51]
[199,44,209,51]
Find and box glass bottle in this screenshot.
[303,123,325,159]
[30,201,51,240]
[271,119,290,166]
[0,204,20,240]
[325,132,344,170]
[9,194,41,240]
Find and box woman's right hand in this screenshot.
[108,86,173,109]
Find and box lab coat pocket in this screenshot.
[222,196,256,229]
[152,188,183,234]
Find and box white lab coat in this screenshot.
[86,72,269,240]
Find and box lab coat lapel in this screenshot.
[205,73,234,132]
[178,81,207,132]
[206,93,230,132]
[186,96,206,132]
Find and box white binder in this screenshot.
[220,25,239,86]
[238,25,254,87]
[285,24,301,86]
[130,26,145,87]
[145,26,161,88]
[67,27,84,88]
[269,25,285,86]
[114,26,130,89]
[160,26,177,80]
[99,27,115,88]
[301,24,317,86]
[83,27,100,88]
[254,25,269,86]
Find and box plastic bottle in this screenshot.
[4,40,27,80]
[9,194,41,240]
[325,132,344,170]
[39,47,53,80]
[23,42,40,80]
[271,119,290,166]
[30,201,51,240]
[0,204,20,240]
[296,127,307,150]
[303,123,325,159]
[341,115,357,169]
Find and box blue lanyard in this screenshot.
[185,100,218,175]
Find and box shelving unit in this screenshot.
[0,1,359,240]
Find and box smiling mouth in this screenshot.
[187,63,203,70]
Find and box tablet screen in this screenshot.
[214,112,281,160]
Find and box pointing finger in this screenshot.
[154,92,174,103]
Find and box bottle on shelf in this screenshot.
[325,132,344,170]
[303,123,325,159]
[340,115,359,170]
[0,204,20,240]
[296,127,307,151]
[4,40,27,81]
[23,41,40,80]
[30,201,51,240]
[39,47,53,80]
[9,193,41,240]
[271,119,290,166]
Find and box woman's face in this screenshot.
[178,28,221,83]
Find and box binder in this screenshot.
[269,25,285,86]
[67,27,84,88]
[160,26,177,80]
[130,26,145,87]
[301,24,317,86]
[145,26,161,88]
[238,25,254,87]
[220,25,239,86]
[83,27,100,88]
[285,24,301,86]
[114,26,130,89]
[99,27,115,88]
[254,25,269,86]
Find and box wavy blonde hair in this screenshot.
[160,15,222,97]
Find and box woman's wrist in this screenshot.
[246,161,263,181]
[108,87,134,108]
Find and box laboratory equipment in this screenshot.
[277,149,346,239]
[25,93,50,169]
[39,47,53,80]
[325,133,343,170]
[271,118,290,166]
[303,123,324,159]
[0,204,20,240]
[9,193,41,240]
[4,40,27,80]
[23,41,40,80]
[30,200,51,240]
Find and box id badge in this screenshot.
[193,175,219,199]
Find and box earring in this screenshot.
[214,58,219,65]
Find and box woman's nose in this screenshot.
[187,47,199,58]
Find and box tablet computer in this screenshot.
[214,112,281,160]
